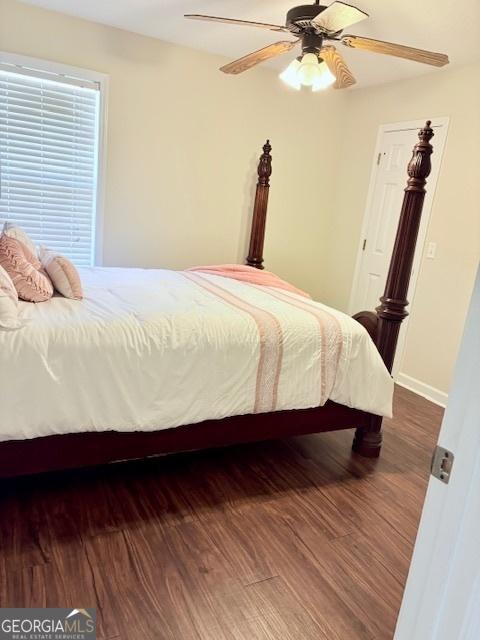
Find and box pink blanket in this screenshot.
[186,264,310,298]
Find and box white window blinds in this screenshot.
[0,66,100,266]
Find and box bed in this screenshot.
[0,121,435,478]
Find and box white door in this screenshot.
[349,118,449,374]
[394,265,480,640]
[352,130,413,312]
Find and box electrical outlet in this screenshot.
[426,242,437,259]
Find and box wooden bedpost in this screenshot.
[246,140,272,270]
[353,120,435,458]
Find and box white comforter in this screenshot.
[0,267,393,442]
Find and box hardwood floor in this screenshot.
[0,386,443,640]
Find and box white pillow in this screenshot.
[2,222,37,257]
[0,265,21,330]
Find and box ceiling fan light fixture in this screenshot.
[279,58,301,90]
[280,53,336,92]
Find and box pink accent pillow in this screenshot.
[0,265,21,329]
[40,247,83,300]
[0,234,53,302]
[2,222,37,257]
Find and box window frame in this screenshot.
[0,51,108,266]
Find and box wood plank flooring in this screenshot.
[0,386,443,639]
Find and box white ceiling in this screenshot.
[19,0,480,87]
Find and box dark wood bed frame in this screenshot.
[0,122,435,478]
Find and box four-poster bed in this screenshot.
[0,121,435,478]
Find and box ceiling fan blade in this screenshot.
[312,1,368,33]
[184,14,287,32]
[321,45,356,89]
[220,41,299,75]
[342,35,449,67]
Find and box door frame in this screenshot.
[348,117,450,377]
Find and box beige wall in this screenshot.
[0,0,347,299]
[323,64,480,394]
[2,0,479,395]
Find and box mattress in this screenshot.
[0,267,393,442]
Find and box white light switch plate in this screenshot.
[426,242,437,259]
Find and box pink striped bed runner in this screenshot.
[184,267,343,414]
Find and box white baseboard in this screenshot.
[396,372,448,408]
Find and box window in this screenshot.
[0,55,106,266]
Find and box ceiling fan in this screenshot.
[185,1,449,91]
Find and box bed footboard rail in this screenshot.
[352,310,378,342]
[353,120,435,457]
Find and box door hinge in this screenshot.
[431,445,454,484]
[377,152,382,165]
[362,238,367,251]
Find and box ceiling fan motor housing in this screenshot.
[286,4,326,31]
[301,32,324,55]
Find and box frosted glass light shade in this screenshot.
[297,53,319,86]
[312,60,336,91]
[279,59,301,90]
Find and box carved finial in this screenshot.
[258,139,272,186]
[418,120,434,144]
[407,120,434,186]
